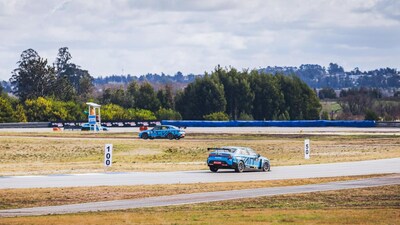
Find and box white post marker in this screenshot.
[304,139,310,159]
[104,144,113,167]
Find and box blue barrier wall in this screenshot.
[162,120,376,127]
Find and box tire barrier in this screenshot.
[50,120,161,128]
[0,122,50,129]
[2,120,395,129]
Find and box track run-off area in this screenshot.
[0,126,399,218]
[0,174,398,217]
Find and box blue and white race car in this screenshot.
[138,125,185,140]
[207,146,270,173]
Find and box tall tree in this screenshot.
[54,47,94,101]
[249,71,284,120]
[100,87,128,107]
[10,49,56,101]
[276,74,321,120]
[157,84,174,109]
[126,80,139,108]
[212,66,254,120]
[76,72,94,101]
[135,82,160,111]
[54,75,76,101]
[318,87,337,99]
[328,63,344,75]
[175,75,226,119]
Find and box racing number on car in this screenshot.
[104,144,113,167]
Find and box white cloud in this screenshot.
[0,0,399,80]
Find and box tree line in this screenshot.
[10,48,93,102]
[175,66,321,120]
[2,47,398,122]
[260,63,400,89]
[88,63,400,90]
[93,71,199,86]
[93,66,321,121]
[0,48,323,122]
[318,87,400,121]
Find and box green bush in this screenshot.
[320,111,330,120]
[0,97,15,122]
[238,113,253,120]
[24,97,84,121]
[155,108,182,120]
[14,104,27,122]
[101,104,129,120]
[51,100,69,121]
[127,108,156,120]
[364,109,379,121]
[24,97,54,121]
[203,112,229,121]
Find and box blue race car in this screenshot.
[139,125,185,140]
[207,146,270,173]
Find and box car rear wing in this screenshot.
[207,148,233,152]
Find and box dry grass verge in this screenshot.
[0,184,398,225]
[0,133,399,175]
[0,175,386,210]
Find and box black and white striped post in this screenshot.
[304,139,310,159]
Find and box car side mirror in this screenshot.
[257,154,261,158]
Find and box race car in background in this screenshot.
[207,146,270,173]
[138,125,185,140]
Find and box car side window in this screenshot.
[247,149,257,156]
[238,149,249,155]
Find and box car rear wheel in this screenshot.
[209,166,218,172]
[262,161,270,172]
[235,161,245,173]
[167,133,174,140]
[142,133,148,139]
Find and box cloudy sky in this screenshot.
[0,0,399,80]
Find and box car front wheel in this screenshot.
[235,161,245,173]
[167,133,174,140]
[142,133,148,139]
[262,161,270,172]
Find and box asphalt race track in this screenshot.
[0,126,400,135]
[0,174,399,217]
[1,158,399,189]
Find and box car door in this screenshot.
[159,126,170,137]
[151,126,162,137]
[236,149,251,167]
[246,148,261,168]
